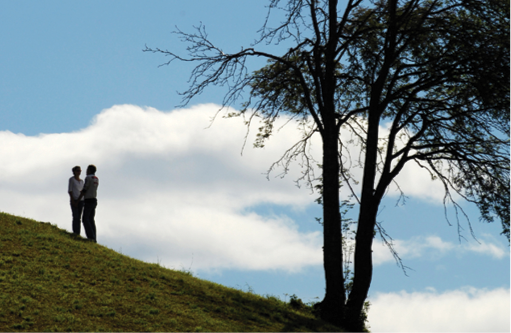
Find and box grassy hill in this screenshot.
[0,212,343,332]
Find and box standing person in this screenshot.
[68,166,84,235]
[78,164,99,242]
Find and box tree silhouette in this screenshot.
[145,0,509,330]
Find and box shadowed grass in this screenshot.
[0,212,343,332]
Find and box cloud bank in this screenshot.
[368,287,510,332]
[0,104,485,272]
[0,104,324,272]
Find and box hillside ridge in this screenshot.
[0,212,343,332]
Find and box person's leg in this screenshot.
[90,200,97,242]
[71,201,84,235]
[82,200,96,241]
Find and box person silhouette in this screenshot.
[68,166,84,235]
[78,164,99,242]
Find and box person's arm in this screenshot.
[77,177,88,201]
[68,179,77,206]
[70,192,78,206]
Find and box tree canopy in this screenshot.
[145,0,509,330]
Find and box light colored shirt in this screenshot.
[68,177,84,201]
[83,174,99,199]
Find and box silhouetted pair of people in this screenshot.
[68,164,99,242]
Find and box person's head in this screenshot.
[72,166,81,175]
[86,164,97,175]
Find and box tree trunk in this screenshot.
[319,116,345,326]
[345,204,378,331]
[319,0,346,325]
[345,104,382,331]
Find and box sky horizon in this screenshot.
[1,1,509,331]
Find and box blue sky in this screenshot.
[1,1,509,331]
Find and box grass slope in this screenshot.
[0,212,342,332]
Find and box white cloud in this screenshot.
[0,104,323,272]
[463,234,508,259]
[368,287,510,332]
[391,160,448,202]
[373,236,453,265]
[0,104,457,273]
[373,235,508,266]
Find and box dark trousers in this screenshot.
[71,200,84,234]
[83,198,98,241]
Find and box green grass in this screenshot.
[0,212,343,332]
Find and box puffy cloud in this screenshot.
[0,104,323,272]
[368,287,510,332]
[372,235,508,266]
[463,234,508,259]
[0,103,455,272]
